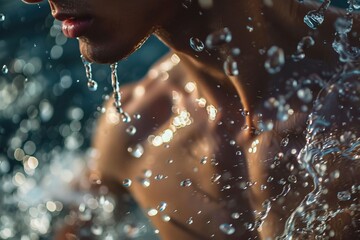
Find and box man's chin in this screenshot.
[79,41,130,64]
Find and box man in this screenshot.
[22,0,360,239]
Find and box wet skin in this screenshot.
[23,0,360,239]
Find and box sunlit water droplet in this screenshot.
[205,27,232,48]
[264,46,285,74]
[91,224,103,236]
[2,65,8,74]
[126,125,137,135]
[190,37,205,52]
[291,36,315,62]
[303,0,330,29]
[223,56,239,76]
[219,223,235,235]
[87,79,98,91]
[186,217,194,225]
[122,178,132,187]
[158,202,167,212]
[180,179,192,187]
[127,144,144,158]
[147,208,158,217]
[337,191,351,201]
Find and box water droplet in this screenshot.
[162,215,171,222]
[353,0,360,9]
[2,65,8,74]
[186,217,194,225]
[91,225,103,236]
[126,125,137,135]
[246,25,254,32]
[303,0,330,29]
[231,48,241,56]
[141,178,151,188]
[297,87,313,103]
[337,191,351,201]
[147,208,158,217]
[223,56,239,76]
[158,202,167,212]
[121,112,132,123]
[304,11,324,29]
[180,179,192,187]
[0,14,5,22]
[127,144,144,158]
[291,36,315,61]
[133,113,141,120]
[334,17,353,34]
[200,156,208,164]
[280,136,289,147]
[182,0,192,8]
[264,46,284,74]
[211,173,221,183]
[205,27,232,48]
[122,179,132,187]
[190,37,205,52]
[81,55,98,91]
[87,79,98,91]
[219,223,235,235]
[231,212,240,219]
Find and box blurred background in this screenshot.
[0,0,348,239]
[0,0,167,239]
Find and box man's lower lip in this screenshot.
[62,18,93,38]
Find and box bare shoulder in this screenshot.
[92,53,191,182]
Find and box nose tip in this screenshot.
[21,0,44,4]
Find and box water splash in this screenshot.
[291,36,315,62]
[280,70,360,239]
[264,46,285,74]
[303,0,331,29]
[205,27,232,49]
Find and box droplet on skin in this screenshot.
[158,202,167,212]
[122,179,132,187]
[337,191,351,201]
[190,37,205,52]
[180,179,192,187]
[127,144,144,158]
[219,223,235,235]
[126,125,137,135]
[264,46,285,74]
[147,208,158,217]
[205,27,232,48]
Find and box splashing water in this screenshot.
[291,36,315,62]
[81,55,98,91]
[303,0,331,29]
[264,46,285,74]
[110,63,131,123]
[205,27,232,49]
[280,70,360,239]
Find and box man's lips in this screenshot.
[54,13,93,38]
[62,17,93,38]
